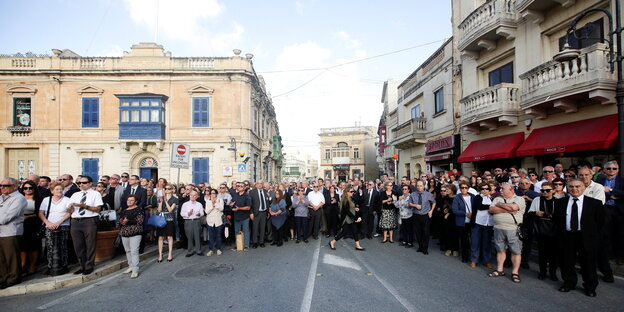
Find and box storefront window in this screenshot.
[13,98,31,127]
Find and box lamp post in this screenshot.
[554,0,623,167]
[393,154,399,180]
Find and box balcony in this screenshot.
[332,157,350,165]
[457,0,517,54]
[461,83,520,132]
[516,0,575,24]
[390,118,427,150]
[519,44,616,119]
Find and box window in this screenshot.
[82,98,99,128]
[261,114,266,138]
[352,169,361,179]
[117,94,167,139]
[192,97,209,127]
[325,149,331,160]
[252,107,259,134]
[559,18,604,50]
[411,105,421,119]
[13,98,31,127]
[82,158,99,182]
[324,170,332,179]
[192,157,209,184]
[488,62,513,86]
[434,88,444,114]
[354,148,360,159]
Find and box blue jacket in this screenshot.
[452,193,475,227]
[597,175,624,214]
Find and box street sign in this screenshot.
[171,143,190,169]
[223,166,233,177]
[238,164,247,172]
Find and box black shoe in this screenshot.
[304,239,309,243]
[417,248,423,252]
[585,290,597,297]
[550,274,558,281]
[0,282,6,289]
[328,242,336,250]
[355,247,365,251]
[313,236,318,240]
[537,272,546,280]
[277,242,283,247]
[296,240,300,244]
[422,250,429,255]
[325,235,330,238]
[185,253,194,257]
[405,244,413,248]
[603,275,615,283]
[251,244,258,249]
[82,269,93,275]
[367,235,372,239]
[558,286,574,292]
[196,252,203,256]
[270,242,277,246]
[74,269,84,275]
[260,244,265,248]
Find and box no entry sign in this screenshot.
[171,142,190,169]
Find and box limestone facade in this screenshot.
[319,126,378,182]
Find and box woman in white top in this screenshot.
[204,189,224,256]
[469,182,495,269]
[38,182,71,276]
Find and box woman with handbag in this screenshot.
[204,189,224,256]
[157,186,178,262]
[528,181,558,281]
[19,180,43,276]
[119,195,144,278]
[38,182,71,276]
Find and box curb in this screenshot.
[0,243,180,298]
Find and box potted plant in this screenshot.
[95,212,119,263]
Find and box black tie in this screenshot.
[418,193,422,205]
[81,192,87,204]
[131,188,136,195]
[571,198,579,232]
[260,190,266,211]
[368,190,372,206]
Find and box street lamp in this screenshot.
[554,1,623,167]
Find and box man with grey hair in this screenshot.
[408,180,436,254]
[0,178,26,289]
[488,182,526,283]
[534,166,556,193]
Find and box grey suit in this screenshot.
[250,188,270,245]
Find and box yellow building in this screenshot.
[0,43,282,184]
[453,0,618,172]
[319,125,378,182]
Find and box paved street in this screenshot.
[1,237,623,312]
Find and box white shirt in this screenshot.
[462,195,472,223]
[566,195,584,231]
[583,181,606,204]
[475,195,494,226]
[534,179,547,193]
[307,191,325,207]
[40,196,71,226]
[69,189,103,218]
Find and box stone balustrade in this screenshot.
[461,83,520,129]
[457,0,517,52]
[80,58,106,69]
[390,118,427,148]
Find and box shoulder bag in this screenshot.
[504,198,527,240]
[532,197,555,237]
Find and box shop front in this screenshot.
[425,134,460,176]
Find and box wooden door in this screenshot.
[7,148,39,180]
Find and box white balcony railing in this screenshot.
[80,58,106,69]
[332,157,350,165]
[461,83,520,130]
[457,0,517,52]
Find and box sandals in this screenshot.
[488,270,505,277]
[511,273,521,283]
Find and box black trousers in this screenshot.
[335,222,360,242]
[413,214,430,251]
[360,208,374,237]
[308,209,322,238]
[70,217,98,271]
[458,224,471,262]
[598,206,616,277]
[400,217,414,244]
[295,217,309,241]
[324,206,339,236]
[561,231,598,292]
[272,224,283,244]
[536,234,558,276]
[521,215,534,265]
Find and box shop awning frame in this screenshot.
[457,132,525,163]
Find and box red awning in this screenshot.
[516,114,617,157]
[457,132,525,163]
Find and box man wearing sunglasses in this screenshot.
[597,161,624,268]
[534,166,556,193]
[67,176,103,275]
[60,174,80,198]
[0,178,27,289]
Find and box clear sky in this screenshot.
[0,0,452,159]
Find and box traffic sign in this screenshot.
[171,143,190,169]
[237,164,247,172]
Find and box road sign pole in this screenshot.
[177,168,180,186]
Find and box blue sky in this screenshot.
[0,0,452,158]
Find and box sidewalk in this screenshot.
[0,242,180,298]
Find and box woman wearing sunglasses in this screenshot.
[19,180,42,276]
[469,182,494,269]
[156,186,178,262]
[528,181,558,281]
[329,186,364,251]
[552,177,567,199]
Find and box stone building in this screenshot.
[0,42,282,184]
[281,149,318,182]
[453,0,618,172]
[319,125,378,182]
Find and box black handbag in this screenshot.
[510,213,528,240]
[532,197,555,237]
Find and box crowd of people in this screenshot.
[0,160,620,297]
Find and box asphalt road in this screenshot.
[2,236,623,312]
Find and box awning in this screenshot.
[457,132,525,163]
[425,151,452,162]
[516,114,617,157]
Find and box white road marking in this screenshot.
[322,253,362,271]
[348,248,416,312]
[300,239,321,312]
[37,256,160,310]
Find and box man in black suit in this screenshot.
[554,179,604,297]
[250,182,270,248]
[596,160,624,273]
[360,181,380,239]
[120,175,147,211]
[61,174,80,198]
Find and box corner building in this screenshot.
[0,43,282,183]
[319,126,378,182]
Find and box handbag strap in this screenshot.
[510,213,519,225]
[45,196,52,219]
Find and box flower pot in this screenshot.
[95,229,119,263]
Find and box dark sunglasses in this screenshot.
[165,187,173,190]
[59,178,68,181]
[543,170,554,173]
[96,184,106,188]
[0,184,14,187]
[460,186,469,189]
[564,175,574,178]
[481,188,489,191]
[76,181,90,185]
[22,186,34,190]
[541,189,553,193]
[553,183,564,186]
[121,176,129,178]
[606,167,618,170]
[349,191,356,193]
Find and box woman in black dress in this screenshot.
[379,182,398,243]
[157,185,178,262]
[329,186,364,251]
[441,184,458,256]
[19,180,42,275]
[324,185,340,237]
